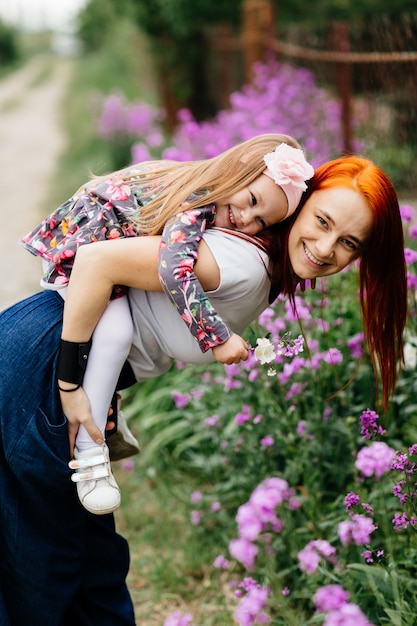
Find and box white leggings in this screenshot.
[59,288,134,451]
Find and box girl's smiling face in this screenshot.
[288,186,374,280]
[214,174,288,235]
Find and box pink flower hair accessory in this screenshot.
[263,143,314,217]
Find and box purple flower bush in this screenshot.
[96,57,354,170]
[160,58,348,167]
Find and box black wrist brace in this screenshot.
[57,339,92,386]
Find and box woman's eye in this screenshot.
[342,238,357,250]
[317,216,327,227]
[251,193,257,206]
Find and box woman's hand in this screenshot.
[212,333,249,364]
[59,385,104,457]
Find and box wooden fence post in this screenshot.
[242,0,275,82]
[332,22,353,154]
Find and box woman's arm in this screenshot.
[62,235,220,341]
[62,235,221,452]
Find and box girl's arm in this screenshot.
[159,206,250,363]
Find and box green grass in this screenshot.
[114,464,235,624]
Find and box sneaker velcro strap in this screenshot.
[71,466,111,483]
[69,452,108,470]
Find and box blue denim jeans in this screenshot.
[0,291,136,626]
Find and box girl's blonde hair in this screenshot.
[90,133,302,235]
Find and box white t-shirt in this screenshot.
[127,229,271,382]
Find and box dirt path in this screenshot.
[0,56,72,310]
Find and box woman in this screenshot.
[0,156,406,626]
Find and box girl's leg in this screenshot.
[57,288,133,451]
[58,290,134,514]
[76,295,134,451]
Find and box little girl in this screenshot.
[21,133,314,515]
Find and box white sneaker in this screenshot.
[106,410,140,461]
[69,444,121,515]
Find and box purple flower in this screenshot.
[347,332,364,358]
[236,503,263,541]
[321,347,343,365]
[122,459,134,472]
[392,512,417,530]
[297,539,336,575]
[338,514,377,546]
[190,491,202,503]
[285,382,306,400]
[234,584,270,626]
[204,415,219,428]
[391,451,410,471]
[288,496,301,510]
[362,503,374,515]
[298,544,321,574]
[344,491,360,511]
[250,478,292,519]
[190,510,201,525]
[323,603,374,625]
[355,442,396,478]
[229,538,258,570]
[235,405,252,425]
[404,247,417,266]
[172,391,192,409]
[260,435,274,447]
[131,142,152,162]
[400,204,415,223]
[362,549,373,563]
[164,611,193,626]
[313,585,350,611]
[296,420,307,436]
[323,406,333,420]
[358,408,386,439]
[214,554,230,569]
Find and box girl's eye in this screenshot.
[257,217,266,228]
[251,193,257,206]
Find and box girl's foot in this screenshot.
[69,444,121,515]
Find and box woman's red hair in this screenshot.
[261,155,406,411]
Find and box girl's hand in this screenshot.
[212,334,249,364]
[59,385,104,457]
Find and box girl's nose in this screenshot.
[240,208,251,226]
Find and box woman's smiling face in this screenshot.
[288,186,374,280]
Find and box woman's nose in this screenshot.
[316,235,335,259]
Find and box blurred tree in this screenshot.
[0,20,20,65]
[77,0,135,52]
[130,0,242,125]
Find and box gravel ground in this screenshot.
[0,56,72,311]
